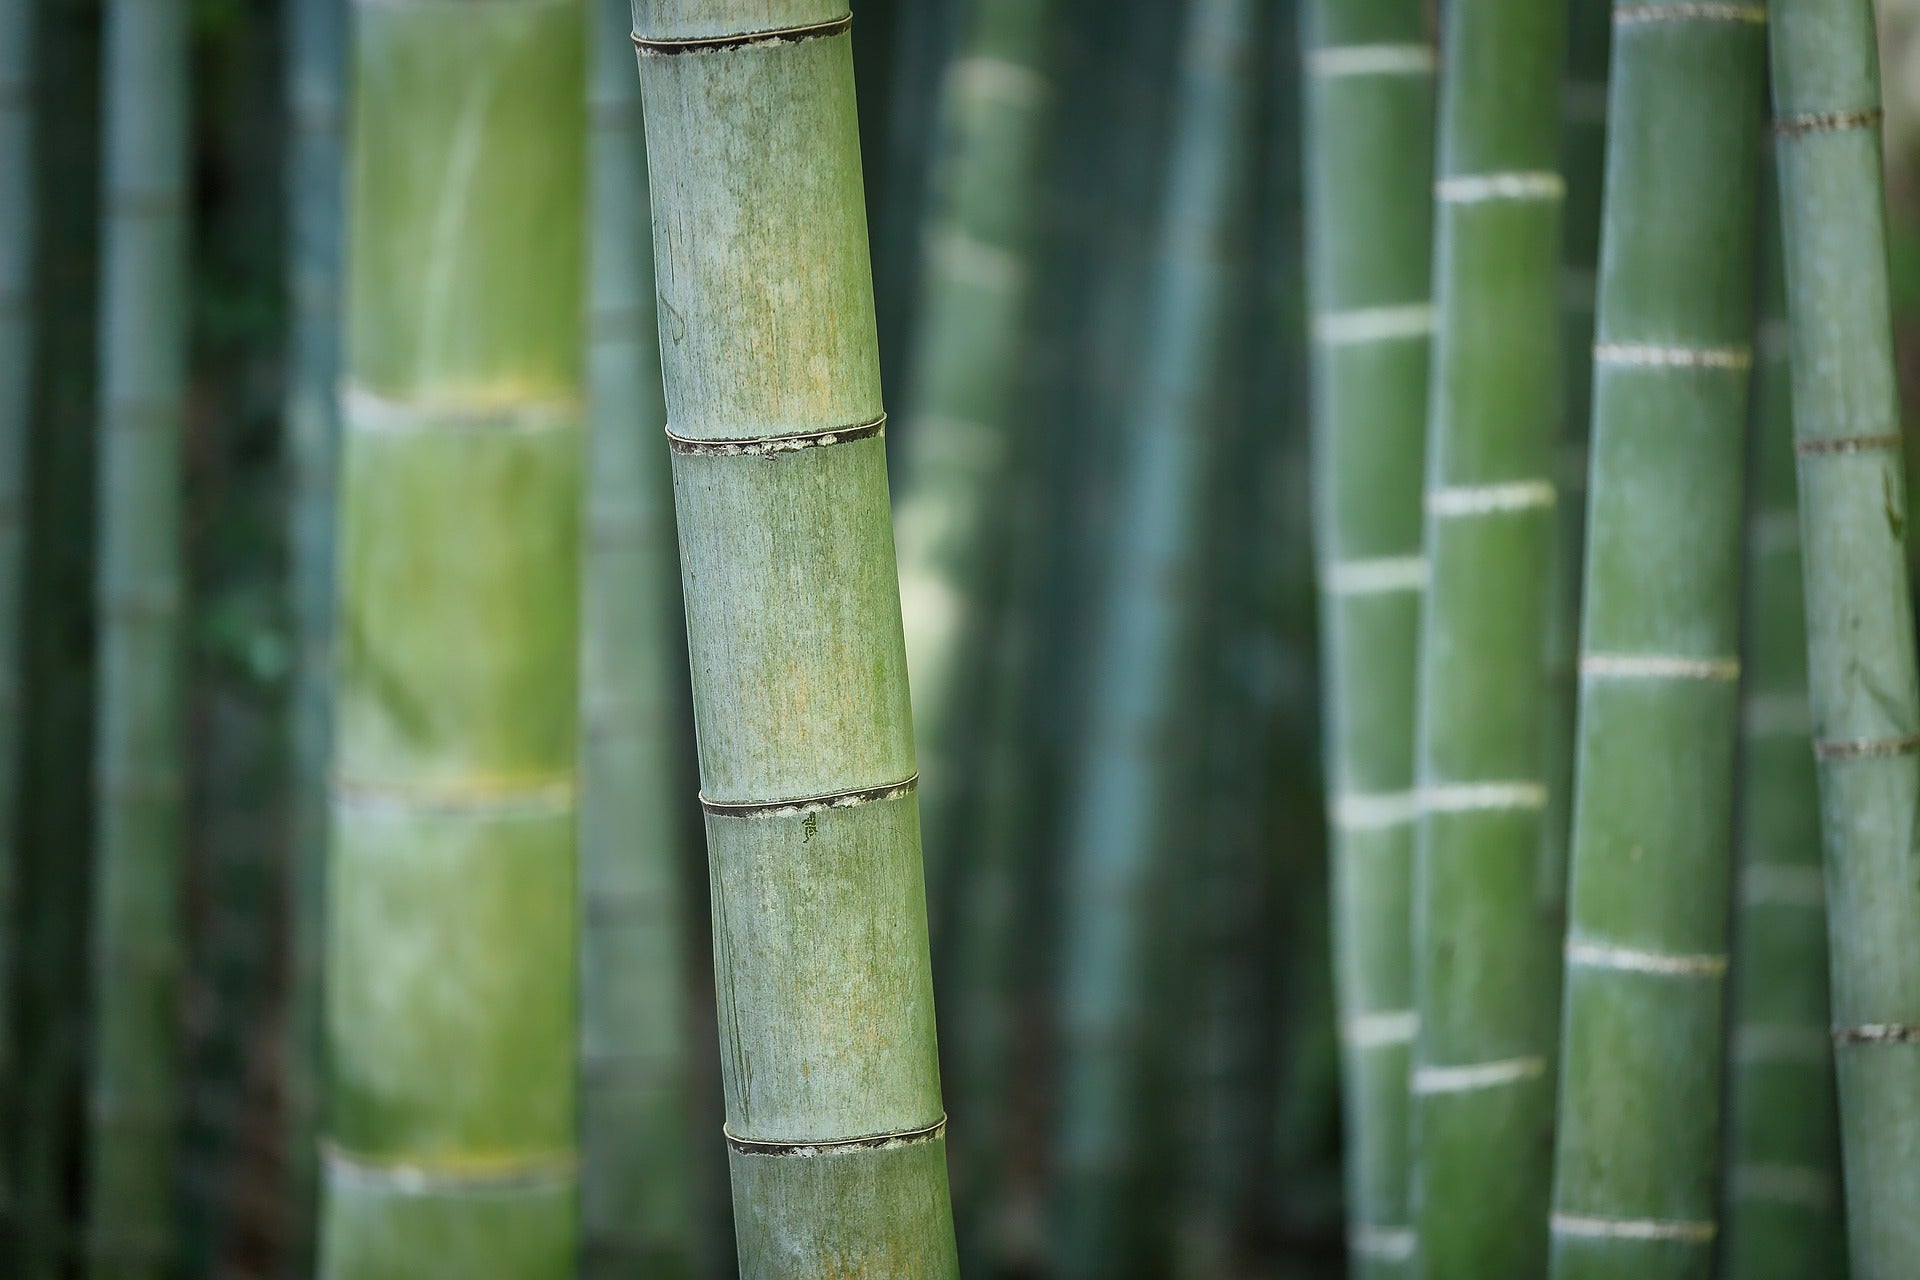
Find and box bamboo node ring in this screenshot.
[1775,108,1883,138]
[700,773,919,819]
[1833,1023,1920,1045]
[725,1114,947,1157]
[1613,3,1767,24]
[1813,731,1920,760]
[632,13,852,56]
[1793,432,1903,457]
[665,414,886,457]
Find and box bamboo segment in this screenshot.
[1769,3,1920,1274]
[321,1,586,1274]
[1051,0,1259,1272]
[631,5,959,1274]
[891,0,1057,925]
[85,0,192,1269]
[578,0,692,1271]
[1411,1,1568,1276]
[1549,8,1766,1279]
[1719,172,1843,1280]
[1301,2,1434,1276]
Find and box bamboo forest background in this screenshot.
[4,0,1920,1276]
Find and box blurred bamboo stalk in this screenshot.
[1301,1,1434,1274]
[1549,7,1766,1276]
[1410,0,1567,1275]
[322,0,587,1271]
[1719,168,1844,1280]
[1769,2,1920,1274]
[576,0,692,1272]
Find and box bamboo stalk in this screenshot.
[631,5,959,1273]
[1549,6,1766,1276]
[1410,1,1568,1275]
[1051,0,1260,1272]
[321,1,587,1272]
[1301,1,1434,1274]
[577,0,693,1272]
[1768,2,1920,1273]
[85,0,192,1268]
[1719,166,1843,1280]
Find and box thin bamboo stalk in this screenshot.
[631,5,959,1273]
[1719,167,1843,1280]
[321,0,587,1272]
[85,0,192,1268]
[1410,1,1568,1275]
[1768,2,1920,1273]
[1549,7,1766,1276]
[577,0,692,1272]
[1050,0,1259,1272]
[1301,1,1434,1274]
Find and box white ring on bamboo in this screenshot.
[1349,1225,1417,1259]
[322,1142,578,1193]
[1332,790,1422,830]
[950,56,1051,109]
[1733,1023,1830,1065]
[1323,555,1428,596]
[1412,1055,1546,1094]
[1308,44,1436,78]
[1421,782,1549,813]
[1566,939,1729,977]
[1551,1212,1717,1244]
[1615,2,1766,23]
[1594,342,1753,371]
[1741,863,1825,909]
[1580,653,1741,681]
[342,382,581,434]
[330,776,577,817]
[1730,1163,1837,1209]
[928,229,1027,293]
[1426,480,1556,516]
[1314,302,1435,346]
[1344,1010,1418,1049]
[1435,171,1565,204]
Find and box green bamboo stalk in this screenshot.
[321,1,586,1273]
[1549,6,1766,1276]
[1719,167,1843,1280]
[1050,0,1259,1272]
[631,6,958,1274]
[1410,1,1568,1275]
[1301,1,1434,1274]
[578,0,692,1271]
[1768,2,1920,1273]
[85,0,192,1268]
[282,0,345,1268]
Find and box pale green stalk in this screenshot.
[1769,2,1920,1273]
[631,4,958,1273]
[1411,1,1567,1275]
[321,2,586,1273]
[1301,1,1434,1274]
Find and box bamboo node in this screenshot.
[1411,1056,1546,1094]
[1419,782,1549,813]
[665,413,886,458]
[1342,1010,1417,1049]
[632,13,851,56]
[1313,303,1434,346]
[1551,1212,1718,1244]
[1614,3,1767,24]
[1426,480,1556,517]
[1594,342,1752,371]
[1812,731,1920,760]
[1435,171,1565,204]
[724,1114,946,1157]
[700,773,918,819]
[1774,108,1883,138]
[1307,44,1436,78]
[1331,789,1422,830]
[1793,432,1904,458]
[1566,939,1729,977]
[1833,1023,1920,1045]
[1348,1225,1416,1260]
[1321,556,1427,596]
[1580,652,1741,681]
[322,1142,579,1194]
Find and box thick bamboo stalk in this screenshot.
[282,0,345,1268]
[578,0,692,1272]
[631,5,959,1274]
[85,0,192,1269]
[1301,1,1434,1274]
[1768,2,1920,1273]
[1410,1,1568,1275]
[321,1,586,1273]
[1719,169,1843,1280]
[1050,0,1259,1272]
[1549,7,1766,1276]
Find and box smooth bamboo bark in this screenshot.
[1769,3,1920,1274]
[578,0,692,1271]
[631,5,958,1274]
[1549,8,1765,1278]
[85,0,191,1270]
[1050,0,1259,1272]
[321,2,586,1274]
[1719,172,1843,1280]
[282,0,345,1268]
[1301,2,1434,1275]
[1411,1,1567,1275]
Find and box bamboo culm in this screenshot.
[1301,1,1434,1274]
[1769,2,1920,1273]
[631,4,959,1273]
[85,0,191,1269]
[1549,6,1766,1277]
[321,0,586,1273]
[1718,166,1844,1280]
[1410,1,1568,1275]
[578,0,693,1271]
[1050,0,1259,1272]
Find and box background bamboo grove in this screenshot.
[11,0,1920,1277]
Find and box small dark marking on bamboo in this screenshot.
[1775,108,1883,138]
[725,1113,946,1157]
[1794,432,1903,457]
[632,13,852,57]
[1812,732,1920,761]
[700,772,918,819]
[665,413,886,458]
[1833,1023,1920,1045]
[322,1141,579,1192]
